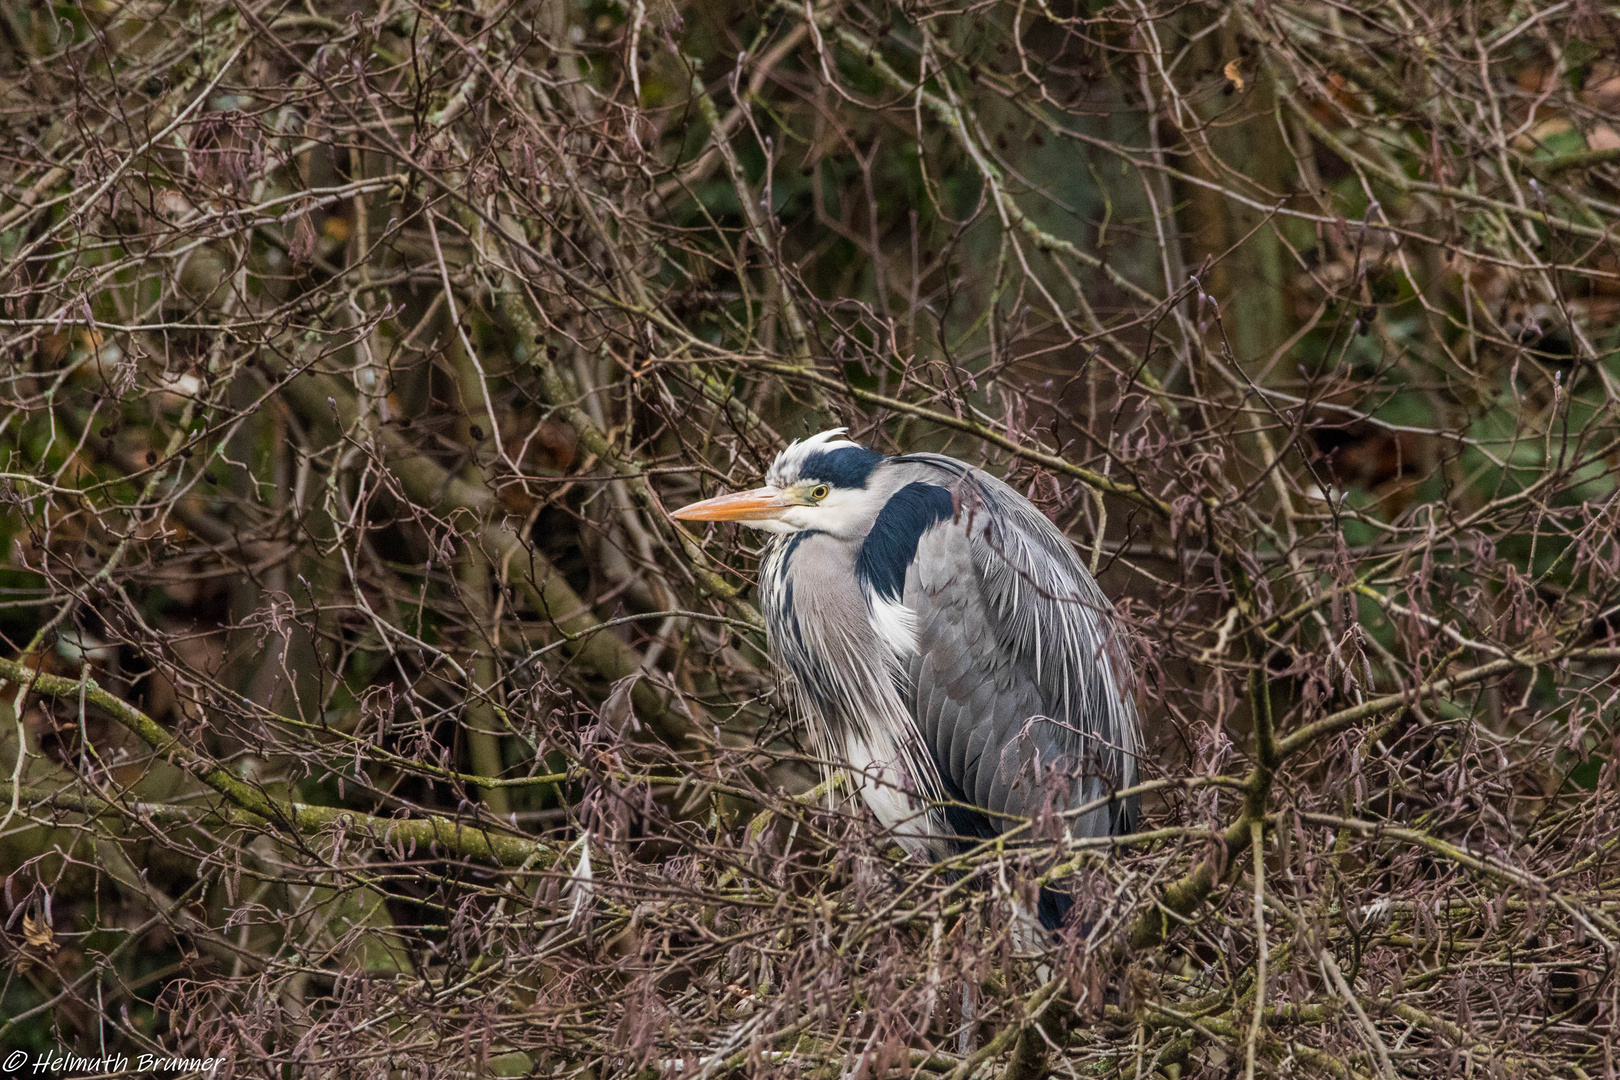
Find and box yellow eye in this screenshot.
[809,484,830,501]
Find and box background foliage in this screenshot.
[2,0,1619,1075]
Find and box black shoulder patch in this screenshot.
[797,446,884,488]
[856,482,955,600]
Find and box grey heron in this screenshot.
[674,429,1141,930]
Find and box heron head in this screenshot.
[672,429,888,537]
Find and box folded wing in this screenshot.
[898,462,1140,847]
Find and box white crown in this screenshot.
[767,428,864,485]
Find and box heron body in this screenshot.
[675,430,1141,928]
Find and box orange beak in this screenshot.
[671,485,793,522]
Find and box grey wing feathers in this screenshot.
[902,461,1140,842]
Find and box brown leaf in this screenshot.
[1584,66,1620,112]
[23,914,58,954]
[537,418,578,471]
[288,210,318,267]
[1223,59,1245,93]
[1589,124,1620,152]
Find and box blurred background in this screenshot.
[1,0,1618,1075]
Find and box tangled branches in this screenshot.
[1,0,1618,1075]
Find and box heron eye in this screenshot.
[809,484,830,501]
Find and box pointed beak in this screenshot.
[672,485,794,522]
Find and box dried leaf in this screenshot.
[23,914,57,954]
[288,210,318,267]
[601,673,641,733]
[1223,59,1245,93]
